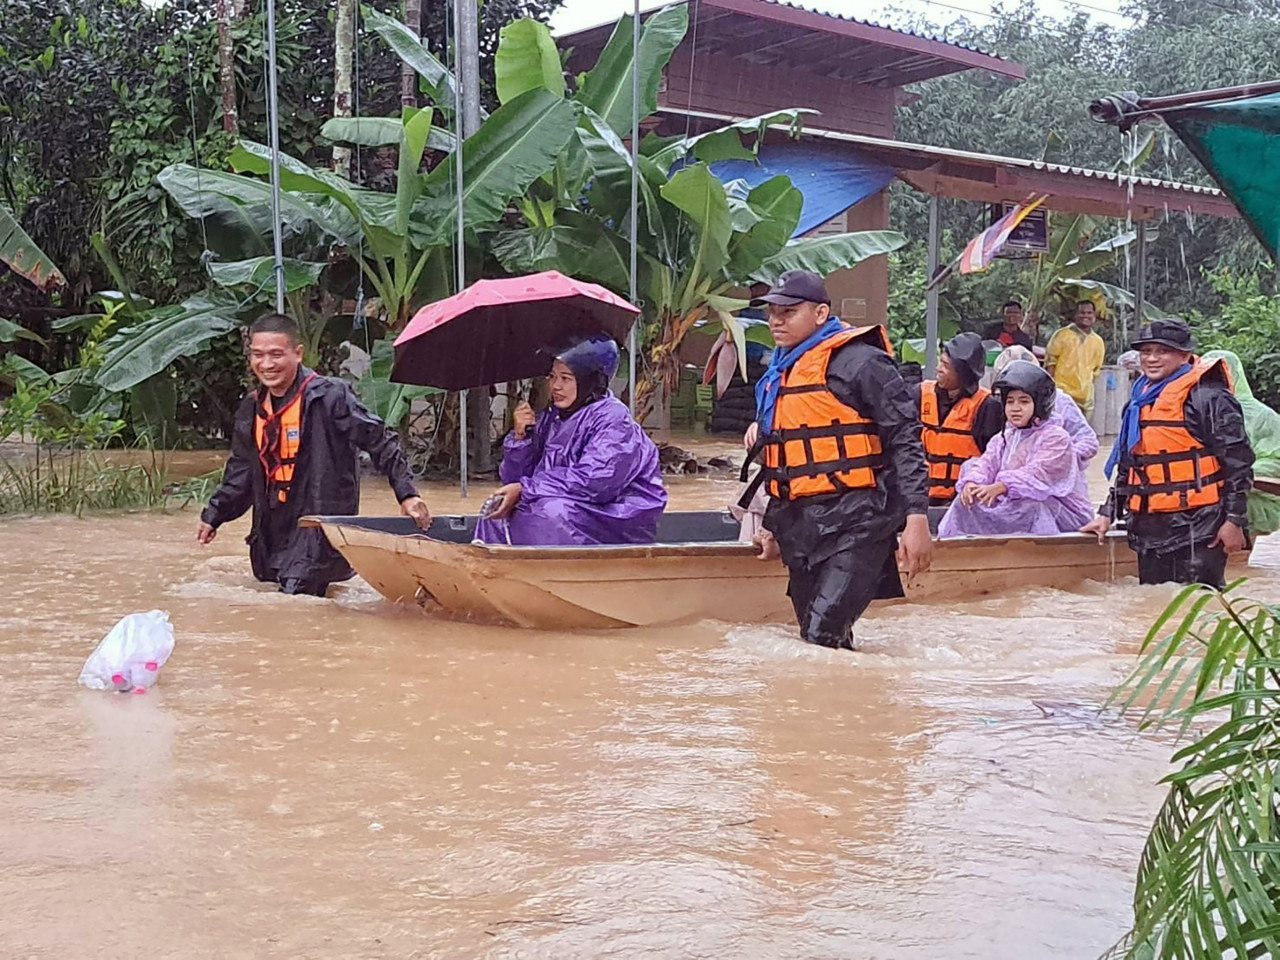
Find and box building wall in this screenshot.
[816,189,891,325]
[660,49,897,138]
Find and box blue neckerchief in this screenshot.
[753,318,846,433]
[1104,362,1193,479]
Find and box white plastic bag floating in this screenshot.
[79,610,176,694]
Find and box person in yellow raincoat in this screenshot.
[1045,301,1106,417]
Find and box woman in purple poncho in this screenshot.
[474,334,667,545]
[939,360,1094,538]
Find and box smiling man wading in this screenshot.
[740,271,933,650]
[196,313,432,596]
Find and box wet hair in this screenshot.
[1002,300,1022,311]
[248,313,302,345]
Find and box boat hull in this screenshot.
[304,513,1160,630]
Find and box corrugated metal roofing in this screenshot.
[758,0,1011,66]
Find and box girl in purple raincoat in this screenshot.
[474,335,667,545]
[939,360,1094,538]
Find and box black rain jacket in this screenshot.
[200,369,419,587]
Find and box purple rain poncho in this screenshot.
[1050,389,1099,467]
[938,419,1095,538]
[473,395,667,546]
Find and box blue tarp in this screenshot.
[710,141,897,237]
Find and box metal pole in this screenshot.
[1134,219,1147,342]
[264,0,286,313]
[627,0,641,418]
[458,0,488,478]
[925,194,940,378]
[453,0,469,497]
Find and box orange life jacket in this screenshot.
[760,325,891,501]
[919,380,990,503]
[254,373,317,504]
[1124,358,1230,514]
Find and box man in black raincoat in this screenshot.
[744,271,932,650]
[197,314,432,596]
[1082,319,1253,586]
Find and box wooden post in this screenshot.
[925,194,940,378]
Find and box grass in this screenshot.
[0,446,220,516]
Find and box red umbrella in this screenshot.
[392,271,641,390]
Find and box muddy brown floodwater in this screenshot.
[4,456,1280,960]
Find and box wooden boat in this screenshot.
[300,511,1162,630]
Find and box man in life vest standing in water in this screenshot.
[1082,319,1253,586]
[743,270,932,649]
[919,331,1004,507]
[196,313,432,596]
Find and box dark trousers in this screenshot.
[785,538,903,649]
[1137,541,1228,588]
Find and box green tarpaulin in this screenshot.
[1166,92,1280,260]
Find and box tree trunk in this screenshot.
[401,0,421,109]
[216,0,239,135]
[332,0,354,177]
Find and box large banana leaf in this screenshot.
[416,89,581,244]
[576,4,688,133]
[727,175,804,277]
[396,108,435,235]
[320,115,456,154]
[495,19,565,105]
[649,108,818,170]
[490,213,632,293]
[207,256,325,294]
[230,141,365,224]
[753,230,907,283]
[1058,278,1164,321]
[157,164,357,246]
[0,203,67,293]
[358,337,438,425]
[0,318,44,344]
[361,5,456,108]
[660,163,734,277]
[94,295,242,393]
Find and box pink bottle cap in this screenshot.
[144,662,158,671]
[111,674,126,684]
[132,687,148,695]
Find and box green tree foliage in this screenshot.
[1190,269,1280,409]
[892,0,1280,326]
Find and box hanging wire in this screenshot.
[182,35,211,260]
[351,1,370,356]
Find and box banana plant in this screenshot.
[0,202,67,293]
[486,12,907,416]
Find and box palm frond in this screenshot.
[1104,587,1280,960]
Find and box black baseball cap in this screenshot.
[1132,318,1195,352]
[750,270,831,307]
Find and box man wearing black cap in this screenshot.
[919,332,1005,506]
[1082,318,1254,586]
[741,270,932,649]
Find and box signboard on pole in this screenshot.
[990,202,1049,256]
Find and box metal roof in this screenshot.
[559,0,1026,86]
[657,106,1240,219]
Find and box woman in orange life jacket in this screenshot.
[1082,319,1254,587]
[743,270,932,650]
[919,331,1005,507]
[196,313,432,596]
